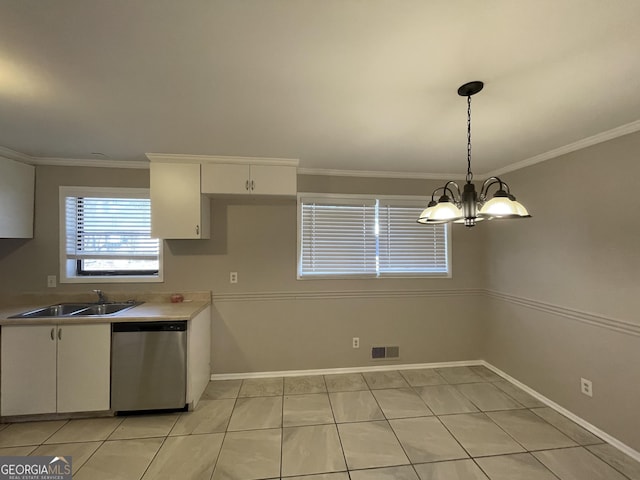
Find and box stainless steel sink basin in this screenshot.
[12,304,92,318]
[80,303,139,315]
[10,301,142,318]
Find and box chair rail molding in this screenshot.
[212,288,484,303]
[485,289,640,337]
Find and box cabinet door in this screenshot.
[201,163,250,194]
[1,325,57,415]
[250,165,297,196]
[0,158,35,238]
[186,305,211,408]
[151,162,210,239]
[57,324,111,413]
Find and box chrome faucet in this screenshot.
[93,289,106,303]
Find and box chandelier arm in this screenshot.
[479,177,503,199]
[429,186,447,201]
[443,181,461,202]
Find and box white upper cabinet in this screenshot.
[0,157,35,238]
[148,154,297,239]
[201,162,297,196]
[150,162,211,239]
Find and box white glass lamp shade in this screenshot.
[417,204,436,224]
[429,201,463,221]
[512,200,531,217]
[479,196,520,217]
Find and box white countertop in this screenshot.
[0,301,210,326]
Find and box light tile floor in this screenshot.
[0,366,639,479]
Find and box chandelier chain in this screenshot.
[466,95,473,183]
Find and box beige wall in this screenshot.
[482,131,640,451]
[1,135,639,450]
[0,167,486,373]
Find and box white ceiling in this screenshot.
[1,0,639,176]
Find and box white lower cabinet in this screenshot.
[1,323,111,416]
[186,306,211,409]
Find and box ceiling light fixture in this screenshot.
[417,81,531,227]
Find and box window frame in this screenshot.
[297,193,452,280]
[59,186,163,284]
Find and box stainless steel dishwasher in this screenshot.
[111,321,187,412]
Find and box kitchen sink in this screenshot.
[10,301,143,318]
[80,303,139,315]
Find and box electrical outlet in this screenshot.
[352,337,360,349]
[230,272,238,284]
[580,377,593,397]
[47,275,57,288]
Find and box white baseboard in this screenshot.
[210,359,481,380]
[211,359,640,464]
[480,361,640,463]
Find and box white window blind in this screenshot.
[299,199,377,276]
[60,187,161,280]
[298,195,450,278]
[378,202,449,275]
[65,195,159,261]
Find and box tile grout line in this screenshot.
[367,375,414,469]
[480,361,640,462]
[324,375,351,474]
[400,367,572,478]
[584,446,636,480]
[209,380,243,480]
[137,424,175,480]
[40,369,638,479]
[67,440,105,478]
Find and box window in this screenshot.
[59,187,162,283]
[298,195,450,278]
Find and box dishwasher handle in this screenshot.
[112,321,187,333]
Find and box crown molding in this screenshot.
[30,156,149,169]
[0,146,35,164]
[0,147,149,169]
[146,153,299,167]
[297,167,465,180]
[3,119,638,174]
[482,119,640,178]
[300,119,640,180]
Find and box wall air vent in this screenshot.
[386,346,399,358]
[371,347,386,359]
[371,346,400,359]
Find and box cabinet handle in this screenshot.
[245,180,250,191]
[58,328,62,341]
[50,328,55,341]
[251,180,255,191]
[196,225,199,235]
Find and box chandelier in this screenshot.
[417,81,530,227]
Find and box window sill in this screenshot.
[60,274,163,284]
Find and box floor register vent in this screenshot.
[371,346,400,359]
